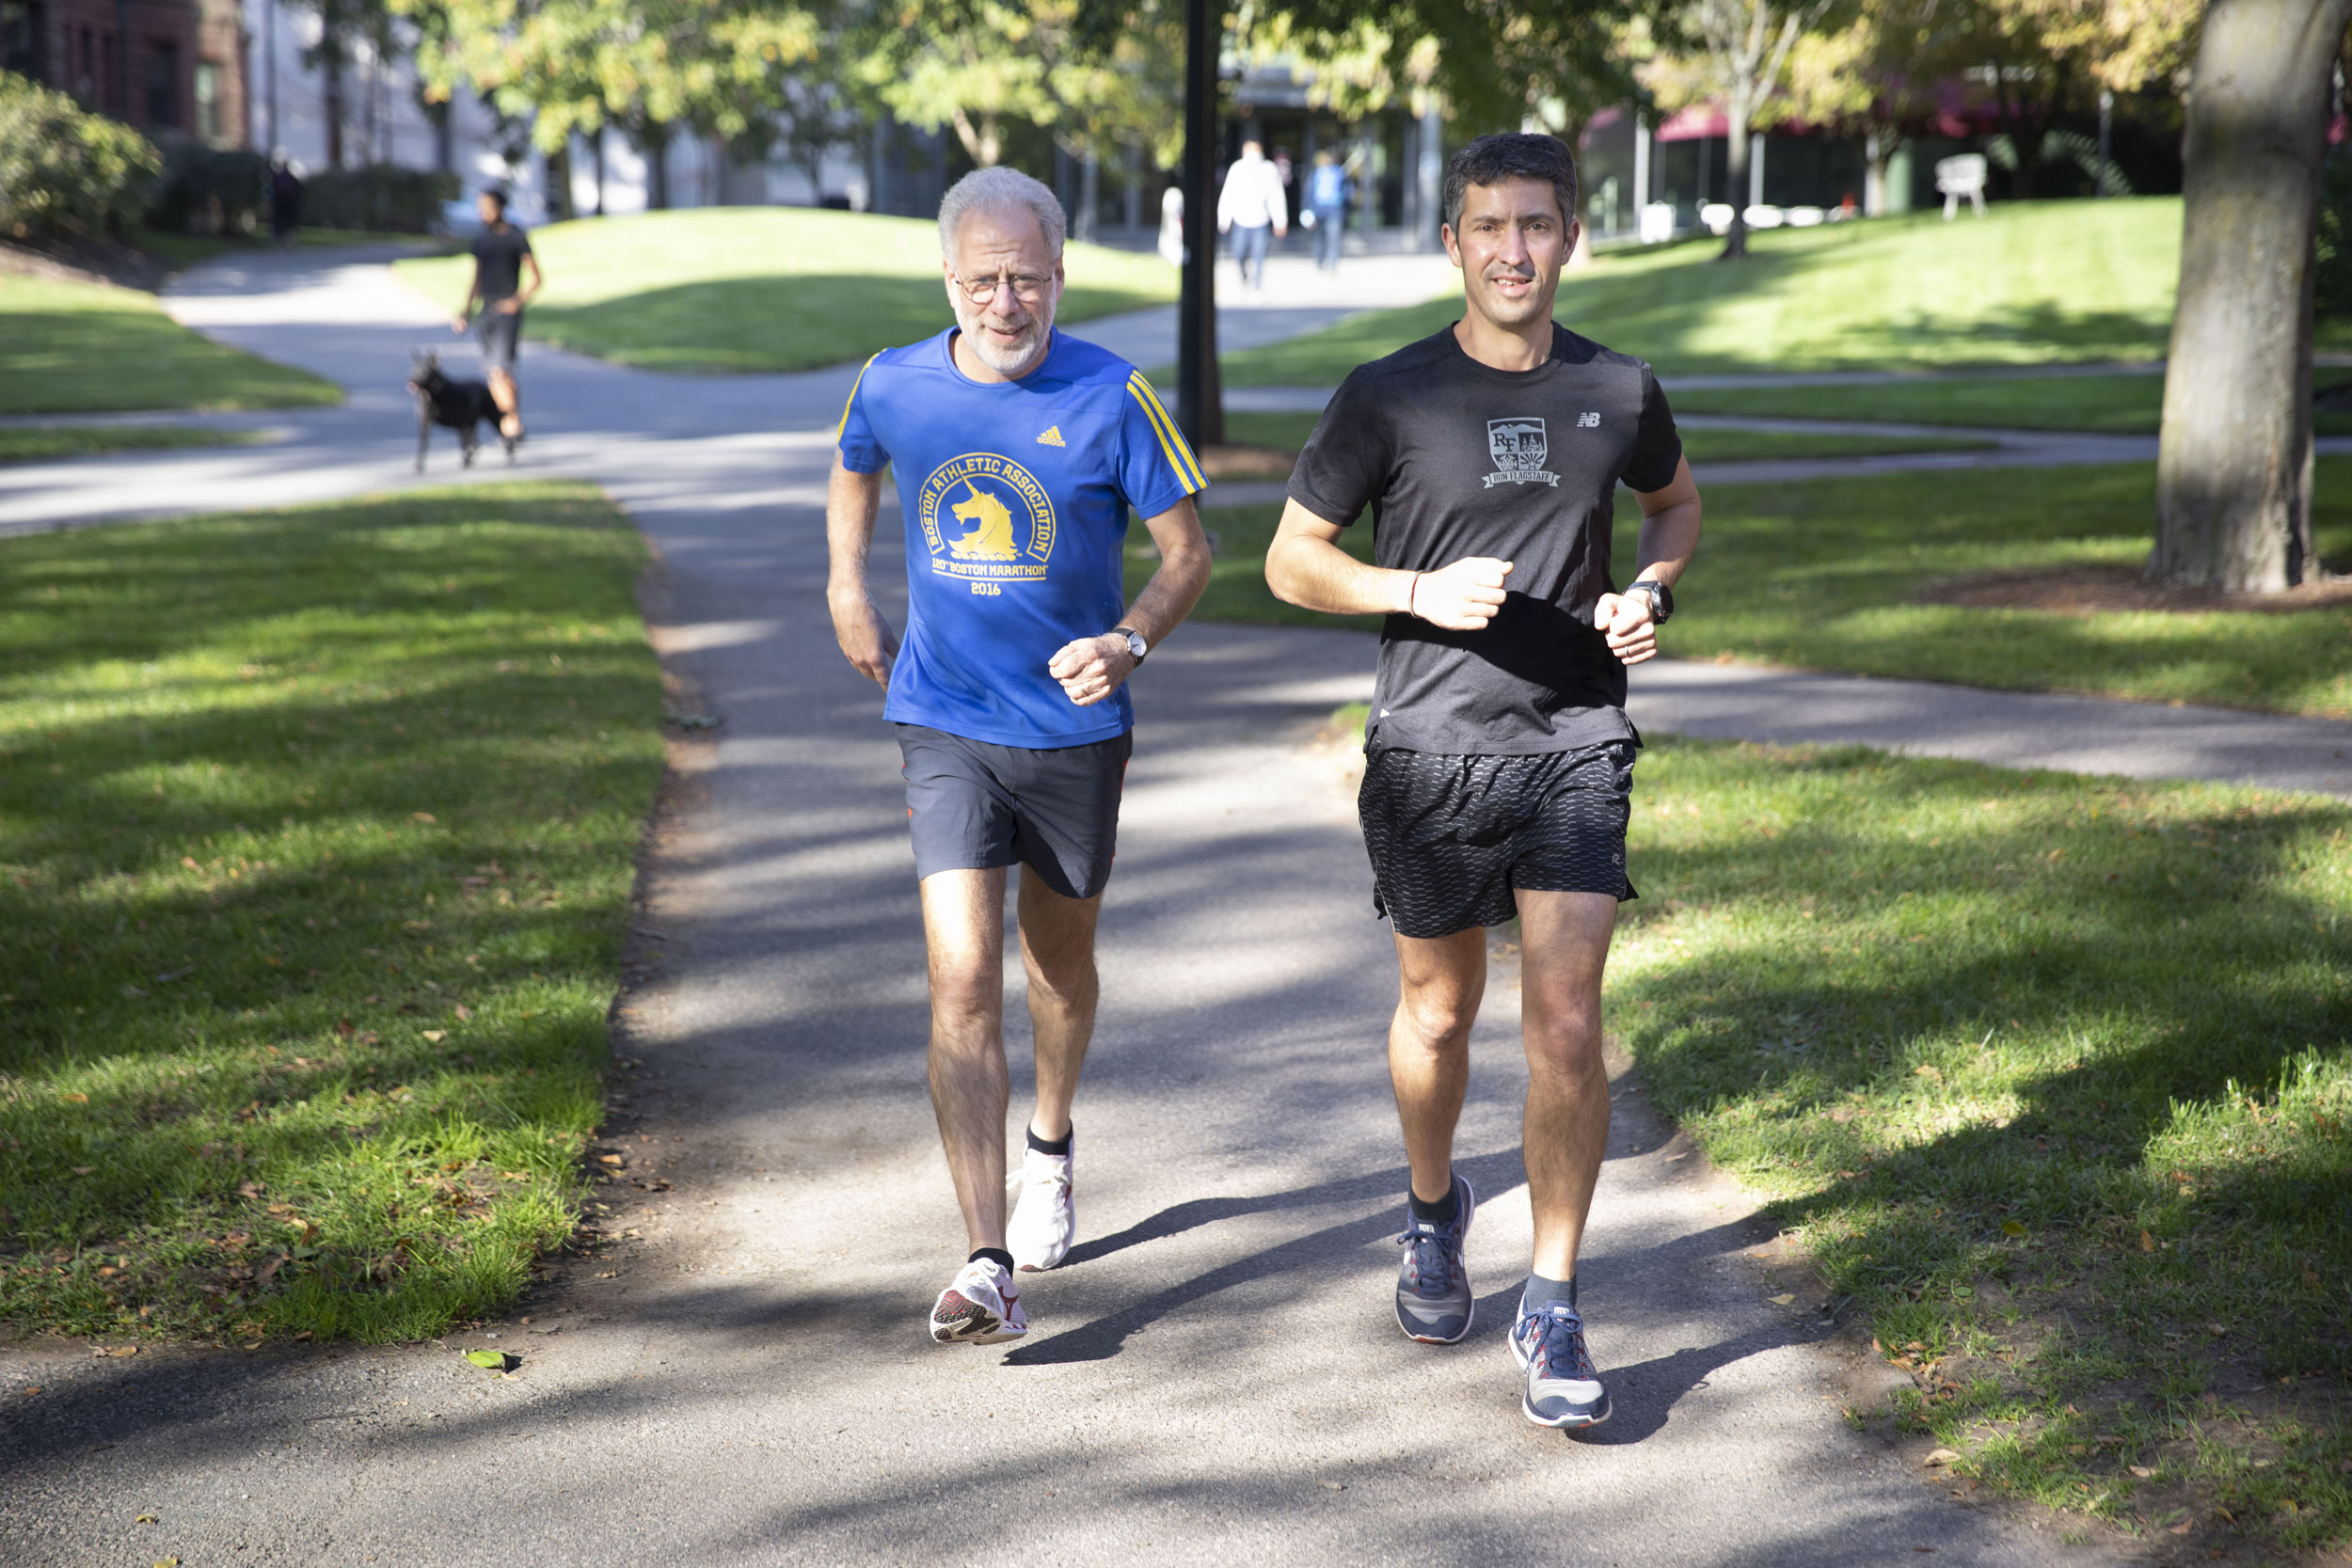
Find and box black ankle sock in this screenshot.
[969,1246,1015,1274]
[1026,1125,1073,1157]
[1407,1177,1459,1227]
[1525,1271,1578,1310]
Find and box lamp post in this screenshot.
[1176,0,1222,449]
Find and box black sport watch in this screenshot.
[1627,578,1674,624]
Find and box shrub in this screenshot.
[147,142,271,236]
[303,164,460,233]
[0,70,162,239]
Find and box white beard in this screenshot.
[953,293,1056,375]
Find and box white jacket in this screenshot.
[1216,155,1288,231]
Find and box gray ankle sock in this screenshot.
[1524,1271,1578,1310]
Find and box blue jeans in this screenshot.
[1311,207,1345,269]
[1230,222,1271,287]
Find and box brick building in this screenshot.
[0,0,247,146]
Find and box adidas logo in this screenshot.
[1036,425,1066,447]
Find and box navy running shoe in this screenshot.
[1392,1173,1476,1343]
[1511,1293,1611,1428]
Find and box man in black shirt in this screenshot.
[1265,133,1702,1430]
[450,188,542,442]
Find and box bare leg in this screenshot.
[488,367,523,437]
[1015,871,1101,1143]
[1389,926,1487,1205]
[1515,890,1618,1281]
[919,867,1010,1253]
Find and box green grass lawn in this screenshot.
[1600,736,2351,1557]
[1159,459,2352,718]
[1220,199,2184,387]
[1223,409,1993,463]
[0,424,270,466]
[0,274,342,416]
[1672,371,2352,436]
[0,480,663,1344]
[393,208,1178,373]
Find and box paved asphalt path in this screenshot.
[0,245,2310,1566]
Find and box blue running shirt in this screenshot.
[837,328,1206,747]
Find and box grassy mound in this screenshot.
[394,207,1178,374]
[1220,198,2185,386]
[0,273,342,416]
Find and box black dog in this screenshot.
[407,351,514,471]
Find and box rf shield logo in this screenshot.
[1484,418,1560,489]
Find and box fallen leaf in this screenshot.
[21,1386,40,1396]
[421,1029,447,1042]
[2130,1465,2153,1478]
[136,1513,157,1524]
[1923,1449,1960,1466]
[411,812,437,823]
[1769,1293,1795,1306]
[2001,1220,2026,1238]
[1318,1480,1344,1491]
[1914,1065,1943,1082]
[2206,1323,2230,1337]
[62,1092,87,1104]
[94,1345,138,1358]
[453,1004,473,1022]
[154,1559,180,1567]
[2167,1518,2194,1535]
[70,1165,95,1176]
[2140,1229,2157,1252]
[597,1154,624,1166]
[464,1350,519,1371]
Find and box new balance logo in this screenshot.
[1037,426,1067,447]
[1577,411,1600,428]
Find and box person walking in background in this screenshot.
[826,166,1214,1347]
[268,156,302,249]
[450,188,542,443]
[1305,150,1351,273]
[1158,181,1185,269]
[1216,139,1288,293]
[1263,133,1702,1430]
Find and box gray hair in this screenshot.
[938,166,1067,259]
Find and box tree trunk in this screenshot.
[1719,92,1751,259]
[2152,0,2352,592]
[322,49,345,168]
[644,123,672,210]
[547,142,575,221]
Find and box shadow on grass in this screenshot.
[1606,739,2349,1541]
[0,481,664,1342]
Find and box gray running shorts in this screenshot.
[476,307,522,372]
[897,724,1132,901]
[1359,740,1637,939]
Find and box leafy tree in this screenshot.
[853,0,1184,169]
[1634,0,1841,257]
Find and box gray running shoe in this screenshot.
[1392,1173,1476,1343]
[1511,1293,1611,1428]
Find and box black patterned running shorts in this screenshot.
[1359,740,1637,939]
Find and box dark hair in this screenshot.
[480,186,510,212]
[1442,133,1580,233]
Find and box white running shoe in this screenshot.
[929,1258,1028,1344]
[1007,1141,1075,1272]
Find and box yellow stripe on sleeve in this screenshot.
[1127,373,1207,492]
[835,354,881,443]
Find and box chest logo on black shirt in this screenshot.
[1484,418,1561,489]
[918,453,1058,589]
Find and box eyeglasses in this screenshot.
[951,270,1054,305]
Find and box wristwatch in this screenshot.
[1627,578,1674,623]
[1113,626,1149,664]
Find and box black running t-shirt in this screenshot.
[471,224,533,302]
[1287,324,1683,755]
